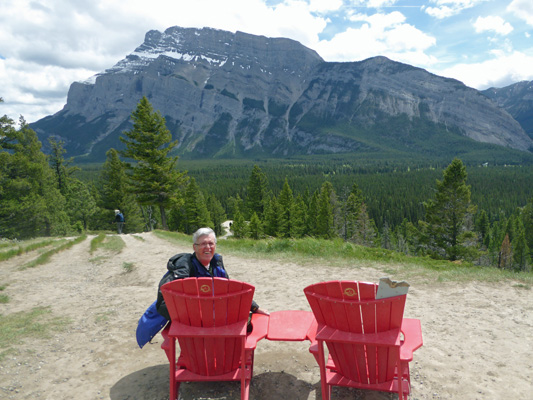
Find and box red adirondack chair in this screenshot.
[160,277,268,400]
[304,280,423,400]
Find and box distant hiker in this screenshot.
[114,209,125,234]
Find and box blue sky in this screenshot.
[1,0,532,124]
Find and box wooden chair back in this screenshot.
[161,277,254,376]
[304,280,407,385]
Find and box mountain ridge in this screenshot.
[30,26,533,161]
[482,81,533,141]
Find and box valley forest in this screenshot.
[1,97,532,272]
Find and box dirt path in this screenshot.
[0,232,531,399]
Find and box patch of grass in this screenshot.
[90,234,125,254]
[0,241,17,249]
[132,235,145,241]
[20,235,87,270]
[154,229,191,244]
[122,262,134,273]
[0,284,8,304]
[94,310,117,323]
[0,238,57,262]
[100,235,125,252]
[512,283,531,290]
[153,230,533,285]
[0,307,71,361]
[90,233,106,253]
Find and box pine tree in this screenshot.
[206,194,227,237]
[246,165,268,219]
[263,196,280,237]
[277,178,294,238]
[120,96,187,230]
[306,190,319,236]
[248,212,263,239]
[352,203,377,246]
[512,219,529,271]
[475,210,490,248]
[498,234,512,270]
[231,206,248,239]
[316,181,335,239]
[290,195,307,238]
[344,189,363,241]
[99,148,144,233]
[504,216,516,243]
[381,221,392,249]
[183,178,212,234]
[65,179,97,232]
[521,198,533,261]
[48,137,78,195]
[488,219,505,265]
[394,218,420,255]
[336,186,351,241]
[423,158,477,261]
[227,195,244,221]
[0,117,69,238]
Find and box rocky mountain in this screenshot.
[31,26,533,161]
[482,81,533,140]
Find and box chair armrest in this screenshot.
[305,317,318,345]
[246,313,269,349]
[169,320,248,338]
[400,318,423,361]
[316,324,401,346]
[160,325,170,350]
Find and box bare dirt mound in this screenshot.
[0,232,531,399]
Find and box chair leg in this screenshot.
[240,339,249,400]
[317,341,330,400]
[242,377,251,400]
[397,359,412,400]
[169,338,177,400]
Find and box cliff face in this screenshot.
[483,81,533,141]
[31,26,533,160]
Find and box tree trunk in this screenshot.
[160,204,168,230]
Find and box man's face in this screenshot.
[193,233,216,266]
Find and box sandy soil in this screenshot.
[0,231,531,400]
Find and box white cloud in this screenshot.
[425,6,456,19]
[316,11,436,65]
[309,0,343,13]
[424,0,484,19]
[1,0,532,124]
[347,0,399,9]
[367,0,397,8]
[0,57,95,120]
[0,0,329,122]
[436,51,533,89]
[474,16,513,35]
[507,0,533,26]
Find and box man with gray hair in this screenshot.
[156,227,268,319]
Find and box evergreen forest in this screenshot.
[2,97,532,272]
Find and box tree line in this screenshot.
[226,160,532,272]
[1,97,531,271]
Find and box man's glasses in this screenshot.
[195,241,216,248]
